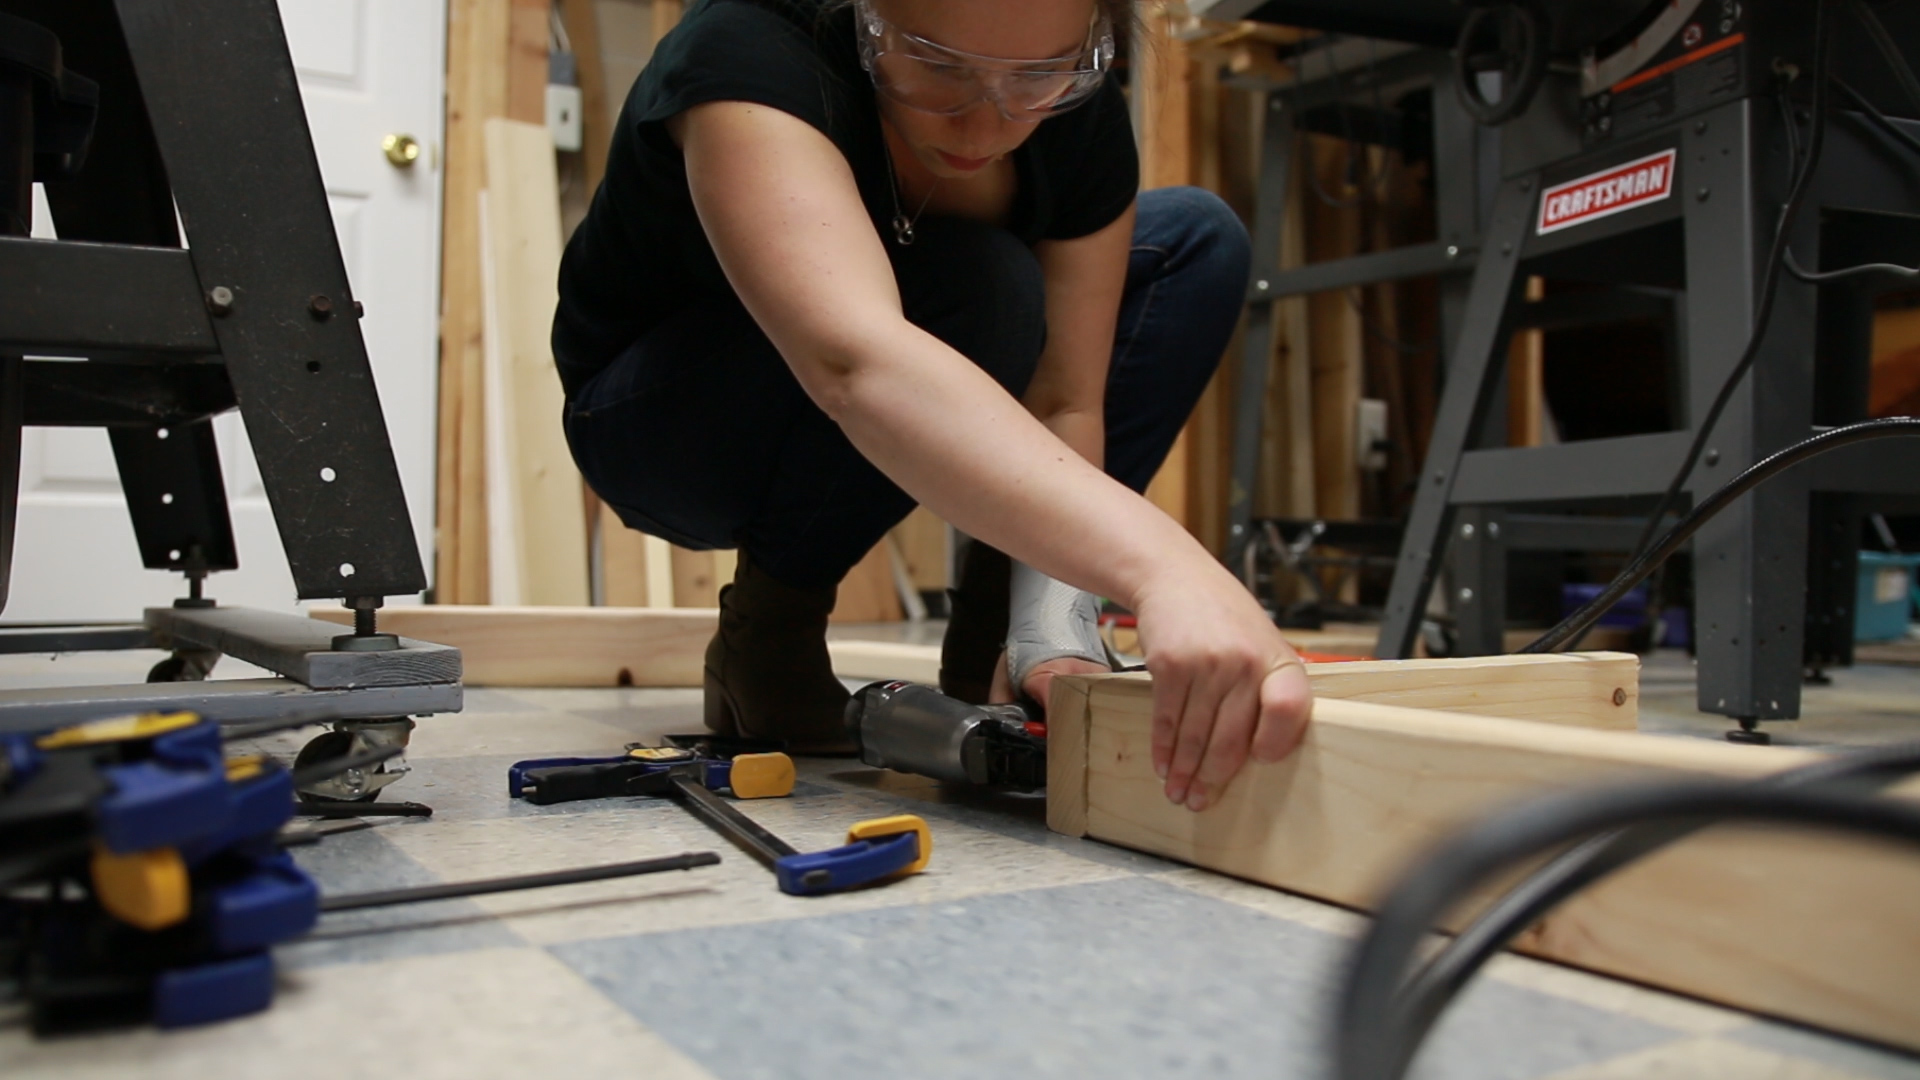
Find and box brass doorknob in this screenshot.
[382,133,421,168]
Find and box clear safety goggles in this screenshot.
[854,0,1114,123]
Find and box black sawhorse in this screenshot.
[0,0,460,793]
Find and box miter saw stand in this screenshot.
[0,0,462,804]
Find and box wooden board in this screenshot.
[598,512,654,607]
[506,0,551,122]
[1135,5,1195,533]
[890,506,950,593]
[651,0,684,42]
[831,540,905,624]
[435,0,553,605]
[556,0,610,193]
[1299,651,1637,730]
[314,605,713,687]
[435,0,510,605]
[308,605,937,687]
[820,645,1634,731]
[827,640,943,684]
[1305,135,1365,524]
[481,118,591,605]
[1266,133,1316,519]
[1508,276,1546,447]
[1046,670,1920,1052]
[644,534,675,609]
[671,547,737,608]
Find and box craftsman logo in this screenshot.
[1536,149,1677,235]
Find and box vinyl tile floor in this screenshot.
[3,646,1919,1079]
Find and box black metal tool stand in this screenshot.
[1222,40,1650,632]
[0,1,461,785]
[1224,42,1488,576]
[1210,1,1920,740]
[1368,28,1920,737]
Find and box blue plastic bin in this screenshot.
[1560,583,1649,631]
[1856,552,1919,643]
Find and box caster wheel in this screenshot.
[147,649,218,683]
[295,730,380,803]
[1420,619,1457,659]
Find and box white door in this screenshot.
[13,0,445,621]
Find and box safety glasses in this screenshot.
[853,0,1113,123]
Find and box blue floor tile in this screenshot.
[550,876,1680,1080]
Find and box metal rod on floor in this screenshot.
[669,776,797,870]
[318,851,722,912]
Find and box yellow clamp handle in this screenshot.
[92,845,191,931]
[727,752,796,799]
[847,814,933,877]
[38,711,200,749]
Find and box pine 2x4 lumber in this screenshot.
[1045,665,1920,1053]
[314,605,715,687]
[830,541,905,624]
[481,117,591,605]
[436,0,510,605]
[436,0,554,604]
[1135,2,1195,532]
[310,606,935,687]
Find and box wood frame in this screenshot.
[1046,663,1920,1052]
[308,596,1918,1044]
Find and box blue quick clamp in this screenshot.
[773,815,933,897]
[506,751,731,800]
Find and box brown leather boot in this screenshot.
[703,552,856,755]
[939,540,1010,704]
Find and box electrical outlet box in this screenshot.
[547,83,583,152]
[1357,398,1388,473]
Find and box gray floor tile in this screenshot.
[551,876,1681,1080]
[815,759,1191,873]
[0,947,714,1080]
[282,827,523,968]
[1731,1024,1920,1080]
[389,795,1132,945]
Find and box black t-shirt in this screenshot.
[551,0,1140,396]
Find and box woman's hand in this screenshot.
[989,652,1112,710]
[1130,564,1312,812]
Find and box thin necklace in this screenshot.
[882,139,937,246]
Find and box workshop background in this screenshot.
[421,0,1920,653]
[7,0,1920,1077]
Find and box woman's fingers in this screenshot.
[1162,659,1226,807]
[1149,663,1190,783]
[1187,673,1262,811]
[1252,659,1314,763]
[1132,568,1319,813]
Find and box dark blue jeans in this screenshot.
[563,186,1251,589]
